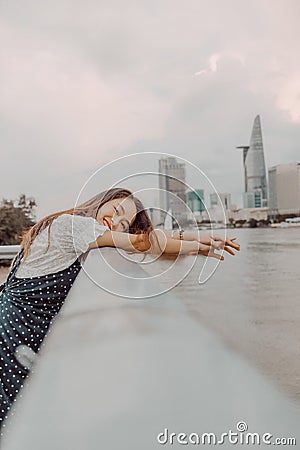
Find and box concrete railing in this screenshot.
[2,248,300,449]
[0,245,20,259]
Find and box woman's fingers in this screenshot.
[226,237,240,250]
[211,252,224,260]
[207,245,225,260]
[224,246,235,255]
[199,239,240,260]
[211,245,235,256]
[200,249,224,260]
[211,236,240,249]
[209,238,239,254]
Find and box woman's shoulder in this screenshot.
[53,214,98,228]
[55,214,96,223]
[52,214,108,238]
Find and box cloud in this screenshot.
[194,52,246,78]
[0,21,170,161]
[0,0,299,216]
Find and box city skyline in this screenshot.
[156,141,299,224]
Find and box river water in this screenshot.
[155,227,300,403]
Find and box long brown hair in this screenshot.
[20,188,159,260]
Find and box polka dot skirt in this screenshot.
[0,250,81,431]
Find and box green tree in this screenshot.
[0,194,36,245]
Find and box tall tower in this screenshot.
[237,115,268,207]
[236,145,250,192]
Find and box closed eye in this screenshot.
[122,221,130,232]
[114,205,130,231]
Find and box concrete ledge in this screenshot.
[2,248,300,449]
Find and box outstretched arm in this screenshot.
[88,229,225,260]
[88,229,200,254]
[88,230,142,253]
[164,230,240,256]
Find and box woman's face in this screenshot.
[96,197,137,233]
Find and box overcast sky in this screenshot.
[1,0,299,218]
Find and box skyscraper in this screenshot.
[186,189,205,213]
[268,162,300,218]
[158,157,186,224]
[209,192,233,224]
[237,115,268,208]
[210,192,232,210]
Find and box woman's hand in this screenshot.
[208,235,240,256]
[197,242,225,260]
[192,238,240,260]
[167,230,240,257]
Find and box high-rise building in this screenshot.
[268,162,300,217]
[186,189,205,213]
[242,191,262,208]
[208,192,233,224]
[237,115,268,208]
[158,157,186,224]
[210,192,232,210]
[268,166,278,216]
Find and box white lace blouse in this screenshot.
[15,214,109,278]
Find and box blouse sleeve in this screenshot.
[53,214,109,255]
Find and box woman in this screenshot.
[0,187,239,430]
